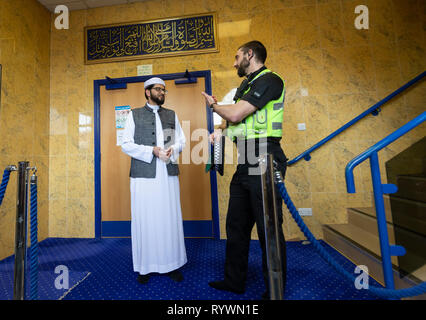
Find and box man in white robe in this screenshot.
[121,77,187,284]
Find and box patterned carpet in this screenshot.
[0,238,384,300]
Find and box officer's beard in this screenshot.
[237,57,250,77]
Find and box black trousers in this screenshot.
[223,162,287,294]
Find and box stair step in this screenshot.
[388,195,426,237]
[323,225,426,300]
[395,175,426,203]
[347,209,426,273]
[352,196,426,237]
[349,206,393,226]
[353,195,393,223]
[347,208,396,243]
[324,223,398,266]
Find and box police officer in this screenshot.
[202,41,287,299]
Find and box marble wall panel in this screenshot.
[0,0,50,259]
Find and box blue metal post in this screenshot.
[369,152,395,290]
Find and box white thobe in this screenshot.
[121,104,187,275]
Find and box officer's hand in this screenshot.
[201,92,217,107]
[209,129,222,145]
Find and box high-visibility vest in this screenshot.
[227,69,285,141]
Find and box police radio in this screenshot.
[205,134,225,176]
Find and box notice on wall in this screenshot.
[115,105,131,146]
[137,64,153,76]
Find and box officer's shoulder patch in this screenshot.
[252,85,267,99]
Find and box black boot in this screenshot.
[137,274,150,284]
[167,269,184,282]
[208,280,244,294]
[262,291,270,300]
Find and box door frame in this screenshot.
[93,70,220,239]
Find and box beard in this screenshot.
[237,57,250,77]
[151,93,165,105]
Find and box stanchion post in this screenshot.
[259,153,283,300]
[13,161,29,300]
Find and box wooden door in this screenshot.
[99,77,212,237]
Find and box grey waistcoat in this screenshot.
[130,104,179,178]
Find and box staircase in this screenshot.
[323,137,426,300]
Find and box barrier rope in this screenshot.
[0,168,12,206]
[29,175,38,300]
[277,181,426,299]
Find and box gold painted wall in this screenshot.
[0,0,51,260]
[48,0,425,241]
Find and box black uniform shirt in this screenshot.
[238,66,284,109]
[232,66,287,175]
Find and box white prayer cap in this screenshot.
[144,77,165,89]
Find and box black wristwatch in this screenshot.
[210,103,216,111]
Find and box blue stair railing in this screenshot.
[345,111,426,290]
[288,71,425,166]
[278,179,426,299]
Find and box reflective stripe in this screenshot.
[273,102,284,110]
[272,122,282,130]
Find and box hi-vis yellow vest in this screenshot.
[226,69,285,141]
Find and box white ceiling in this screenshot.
[37,0,149,12]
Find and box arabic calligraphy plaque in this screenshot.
[85,13,219,64]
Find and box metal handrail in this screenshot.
[288,71,425,166]
[345,111,426,290]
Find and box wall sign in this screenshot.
[85,13,219,64]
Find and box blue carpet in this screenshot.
[0,238,384,300]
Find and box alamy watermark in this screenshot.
[355,5,369,30]
[51,2,369,172]
[54,4,369,31]
[354,265,369,290]
[54,5,69,30]
[162,123,269,175]
[54,265,69,290]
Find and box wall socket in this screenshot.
[298,208,312,216]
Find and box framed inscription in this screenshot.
[85,13,219,64]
